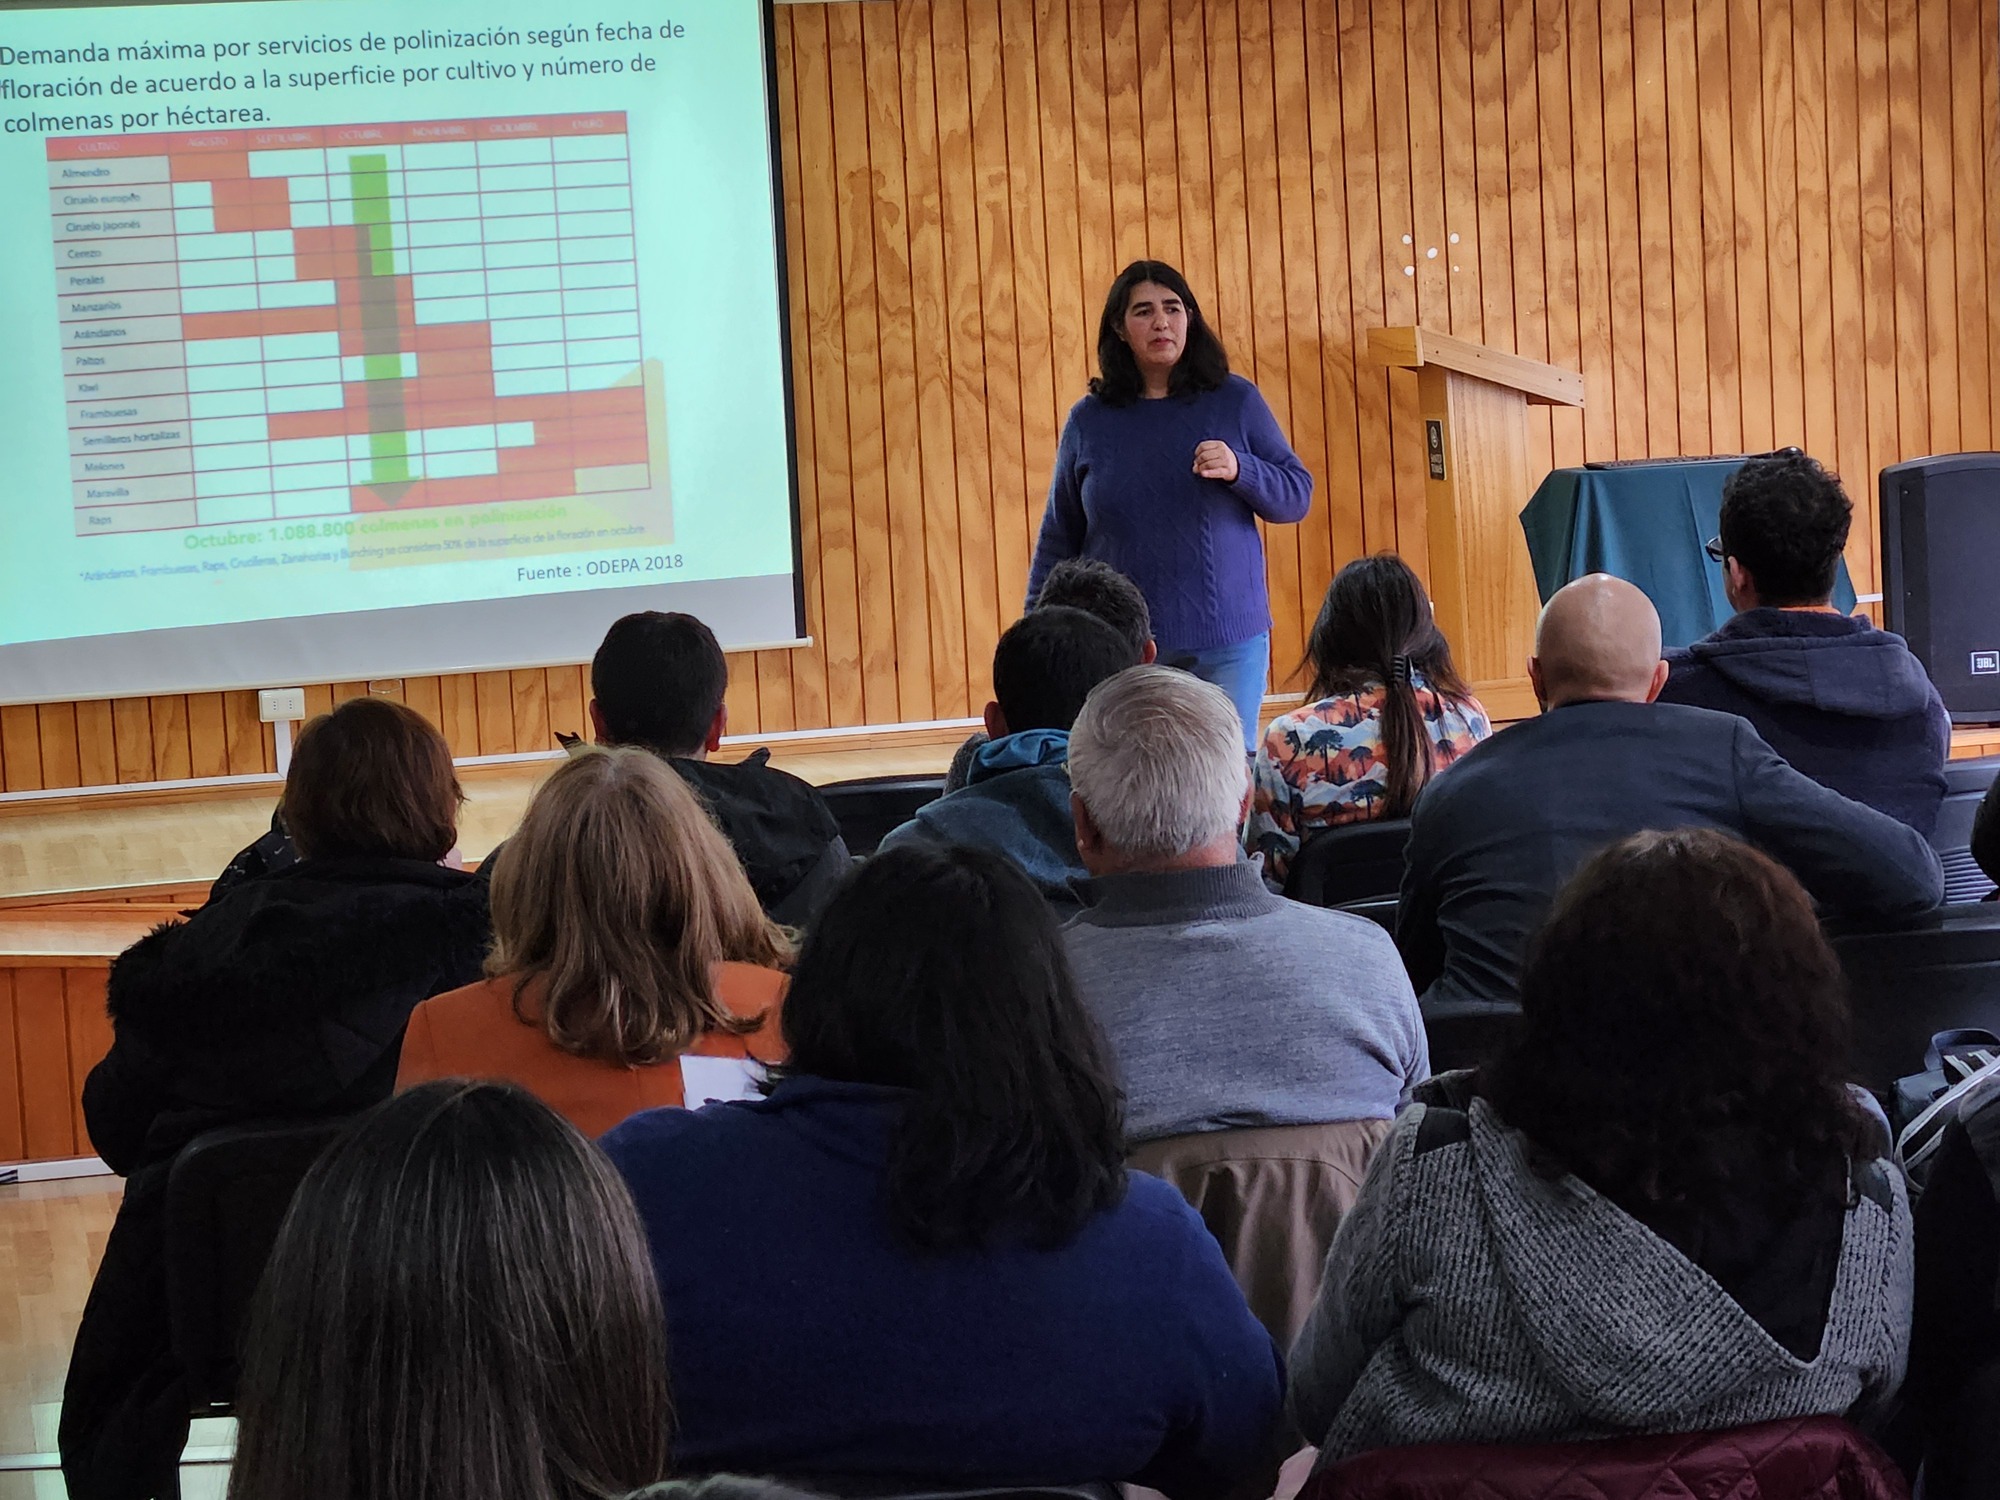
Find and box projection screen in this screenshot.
[0,0,803,705]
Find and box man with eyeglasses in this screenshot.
[1662,450,1950,834]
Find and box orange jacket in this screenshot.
[396,965,787,1138]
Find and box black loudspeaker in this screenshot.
[1881,453,2000,725]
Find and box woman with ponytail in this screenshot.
[1245,554,1491,888]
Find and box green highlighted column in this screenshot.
[368,428,411,485]
[346,152,415,500]
[349,154,397,275]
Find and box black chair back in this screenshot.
[1282,818,1412,907]
[1832,903,2000,1093]
[1340,896,1399,936]
[819,774,947,856]
[165,1115,350,1413]
[1920,1352,2000,1499]
[1934,755,2000,904]
[1421,1007,1524,1076]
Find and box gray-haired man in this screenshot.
[1064,665,1429,1147]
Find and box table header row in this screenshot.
[47,113,631,161]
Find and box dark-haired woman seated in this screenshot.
[1245,554,1490,889]
[1287,828,1911,1463]
[228,1081,672,1500]
[602,845,1282,1499]
[62,697,491,1500]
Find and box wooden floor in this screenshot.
[0,731,966,909]
[0,1173,115,1494]
[0,1176,231,1498]
[0,1174,117,1461]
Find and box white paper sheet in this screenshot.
[678,1054,767,1108]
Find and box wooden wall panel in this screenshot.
[5,0,1997,790]
[0,974,22,1163]
[64,971,113,1152]
[0,964,119,1166]
[13,969,77,1161]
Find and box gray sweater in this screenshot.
[1062,861,1429,1144]
[1288,1097,1913,1464]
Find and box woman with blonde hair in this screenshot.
[397,746,793,1135]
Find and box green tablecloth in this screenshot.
[1519,460,1857,650]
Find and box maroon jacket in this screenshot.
[1300,1416,1907,1500]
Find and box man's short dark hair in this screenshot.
[1718,452,1853,607]
[991,606,1131,734]
[590,611,728,757]
[1035,559,1152,663]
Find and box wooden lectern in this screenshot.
[1369,326,1585,720]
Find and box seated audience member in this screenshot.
[227,1081,671,1500]
[879,607,1133,914]
[62,698,491,1500]
[398,747,793,1137]
[1907,1080,2000,1499]
[207,805,299,903]
[602,845,1283,1498]
[1291,829,1913,1463]
[1399,573,1943,1016]
[1037,555,1157,660]
[590,610,849,924]
[1660,451,1949,834]
[946,558,1158,791]
[1066,665,1428,1144]
[1246,554,1491,888]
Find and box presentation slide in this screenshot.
[0,0,801,706]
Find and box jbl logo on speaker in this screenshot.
[1973,652,2000,676]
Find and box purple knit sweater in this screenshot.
[1026,374,1314,652]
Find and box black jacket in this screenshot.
[1659,609,1950,835]
[1397,700,1945,1015]
[1909,1086,2000,1499]
[60,859,491,1500]
[669,750,849,925]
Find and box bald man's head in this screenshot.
[1530,574,1670,709]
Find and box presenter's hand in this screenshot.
[1193,440,1239,483]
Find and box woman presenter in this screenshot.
[1027,260,1313,749]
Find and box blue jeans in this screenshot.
[1159,633,1271,752]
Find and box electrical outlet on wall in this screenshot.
[258,688,306,722]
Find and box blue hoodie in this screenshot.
[876,728,1086,912]
[1660,608,1950,834]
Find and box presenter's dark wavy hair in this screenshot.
[1479,829,1879,1225]
[226,1081,671,1500]
[1090,260,1230,406]
[1299,554,1473,817]
[779,844,1127,1250]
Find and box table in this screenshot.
[1519,460,1858,650]
[53,113,652,538]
